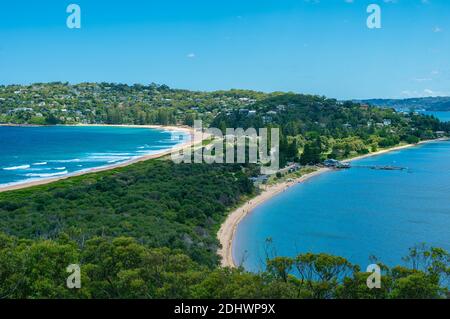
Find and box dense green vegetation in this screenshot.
[0,160,255,267]
[1,82,449,299]
[0,157,448,299]
[212,94,449,165]
[0,233,448,299]
[0,82,271,126]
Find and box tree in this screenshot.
[300,139,322,165]
[293,253,356,299]
[390,272,442,299]
[266,257,294,283]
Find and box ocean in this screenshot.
[0,125,189,188]
[233,140,450,271]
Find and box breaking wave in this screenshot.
[3,164,31,171]
[25,171,69,178]
[33,162,48,166]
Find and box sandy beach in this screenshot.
[217,167,330,268]
[217,137,450,268]
[0,124,201,193]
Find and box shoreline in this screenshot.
[0,124,199,193]
[217,137,450,268]
[217,167,330,268]
[0,123,193,134]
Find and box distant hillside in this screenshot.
[358,97,450,112]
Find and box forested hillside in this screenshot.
[0,82,272,126]
[212,94,449,165]
[0,160,255,267]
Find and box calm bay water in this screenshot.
[234,140,450,271]
[0,126,188,187]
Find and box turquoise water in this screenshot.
[0,126,188,187]
[422,111,450,122]
[234,141,450,271]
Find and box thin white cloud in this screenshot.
[423,89,447,96]
[412,78,432,82]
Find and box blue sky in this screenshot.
[0,0,449,99]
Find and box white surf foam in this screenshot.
[3,164,31,171]
[33,162,48,166]
[25,171,69,178]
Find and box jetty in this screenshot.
[323,159,406,171]
[351,165,407,171]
